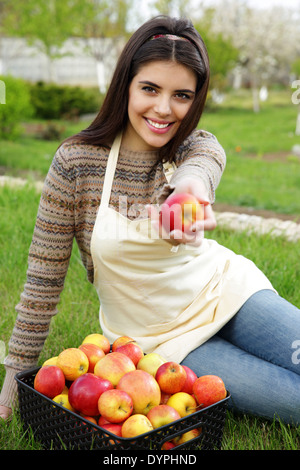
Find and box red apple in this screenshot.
[155,361,187,394]
[115,342,144,366]
[94,352,136,387]
[161,440,176,450]
[117,369,161,415]
[34,365,65,399]
[193,375,227,408]
[160,392,172,405]
[57,348,89,381]
[98,415,111,426]
[112,335,135,352]
[81,333,110,354]
[100,423,123,437]
[181,365,198,394]
[98,389,133,423]
[173,428,201,446]
[121,414,153,438]
[146,404,181,429]
[80,415,98,426]
[159,192,204,233]
[167,392,198,417]
[78,343,105,373]
[100,423,123,445]
[68,372,113,416]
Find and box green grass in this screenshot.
[0,184,299,450]
[201,88,300,214]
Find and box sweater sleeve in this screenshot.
[158,129,226,204]
[0,144,76,408]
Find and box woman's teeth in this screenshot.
[147,119,170,129]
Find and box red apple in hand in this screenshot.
[193,375,227,408]
[34,365,65,399]
[98,389,133,423]
[160,192,204,234]
[155,361,187,394]
[68,372,113,416]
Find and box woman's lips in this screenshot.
[144,117,174,134]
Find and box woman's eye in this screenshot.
[142,86,156,93]
[175,92,192,100]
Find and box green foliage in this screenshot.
[29,82,102,119]
[0,75,34,139]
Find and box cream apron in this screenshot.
[90,134,275,363]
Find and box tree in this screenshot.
[201,0,300,112]
[1,0,135,89]
[1,0,84,82]
[76,0,134,92]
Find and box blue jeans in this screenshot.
[181,289,300,426]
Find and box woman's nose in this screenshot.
[154,95,172,117]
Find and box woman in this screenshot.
[1,16,299,426]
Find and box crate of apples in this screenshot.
[27,333,229,450]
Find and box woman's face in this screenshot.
[123,61,197,152]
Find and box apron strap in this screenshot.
[163,161,177,183]
[100,133,123,209]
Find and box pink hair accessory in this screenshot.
[150,34,191,43]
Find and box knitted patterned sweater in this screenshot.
[0,129,226,408]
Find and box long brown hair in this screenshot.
[66,16,210,162]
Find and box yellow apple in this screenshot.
[81,334,110,354]
[137,352,167,377]
[166,392,198,418]
[57,348,89,381]
[53,393,75,412]
[42,356,58,367]
[121,414,153,438]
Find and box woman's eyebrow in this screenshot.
[139,80,195,94]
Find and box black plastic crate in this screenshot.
[15,367,230,450]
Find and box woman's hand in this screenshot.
[0,405,12,421]
[147,177,216,248]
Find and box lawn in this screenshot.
[1,88,300,450]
